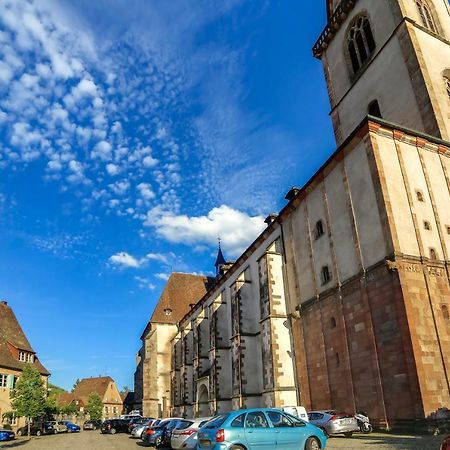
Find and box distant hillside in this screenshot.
[48,383,67,396]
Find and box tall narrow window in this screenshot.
[442,305,450,320]
[416,1,438,33]
[315,220,325,239]
[430,248,437,260]
[347,16,376,74]
[321,266,331,285]
[368,100,382,118]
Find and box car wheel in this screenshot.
[54,429,58,435]
[344,432,353,438]
[305,437,321,450]
[155,436,163,447]
[230,446,245,450]
[36,430,42,437]
[17,430,22,437]
[110,428,117,435]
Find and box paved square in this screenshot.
[0,431,445,449]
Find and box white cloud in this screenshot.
[134,276,156,291]
[145,205,266,256]
[155,272,169,281]
[106,163,120,176]
[137,182,155,201]
[109,252,142,268]
[91,141,112,161]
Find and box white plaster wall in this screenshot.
[324,163,361,280]
[345,141,387,267]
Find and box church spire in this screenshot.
[214,238,226,276]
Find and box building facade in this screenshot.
[72,376,123,420]
[136,0,450,428]
[134,273,213,418]
[0,301,50,429]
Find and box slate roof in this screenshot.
[0,301,50,376]
[148,273,215,326]
[72,376,121,405]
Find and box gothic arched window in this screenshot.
[416,0,438,34]
[347,15,376,75]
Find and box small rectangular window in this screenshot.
[0,374,8,388]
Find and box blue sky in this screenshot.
[0,0,334,391]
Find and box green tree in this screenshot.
[10,364,46,436]
[44,395,59,418]
[86,393,103,421]
[47,383,67,397]
[72,378,80,392]
[61,402,78,417]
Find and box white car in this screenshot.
[131,419,157,439]
[171,417,212,449]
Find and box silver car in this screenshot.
[171,417,212,449]
[307,410,358,437]
[131,419,156,439]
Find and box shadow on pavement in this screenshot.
[0,440,29,448]
[329,433,444,449]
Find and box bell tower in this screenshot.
[314,0,450,145]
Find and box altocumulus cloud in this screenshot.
[145,205,266,257]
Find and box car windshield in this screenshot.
[175,420,194,430]
[202,415,229,429]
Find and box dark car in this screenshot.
[101,419,130,434]
[17,422,55,436]
[142,418,182,447]
[83,419,102,430]
[441,436,450,450]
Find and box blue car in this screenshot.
[0,429,15,442]
[62,421,80,432]
[142,418,183,447]
[197,408,327,450]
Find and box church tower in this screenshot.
[314,0,450,145]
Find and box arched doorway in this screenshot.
[197,383,209,417]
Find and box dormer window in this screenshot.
[347,15,376,75]
[416,0,438,34]
[164,308,173,316]
[18,351,34,363]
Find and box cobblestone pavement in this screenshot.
[0,431,445,449]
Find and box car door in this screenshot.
[267,411,307,449]
[244,411,277,449]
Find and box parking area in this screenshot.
[0,431,445,450]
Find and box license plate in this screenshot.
[199,439,211,446]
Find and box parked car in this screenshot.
[49,421,68,433]
[0,429,15,442]
[62,421,80,432]
[83,419,102,430]
[171,417,212,449]
[128,417,154,434]
[281,406,309,422]
[100,419,130,434]
[16,422,54,436]
[441,436,450,450]
[141,418,182,447]
[197,408,327,450]
[131,419,157,439]
[307,410,358,437]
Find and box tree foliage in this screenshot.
[72,378,80,392]
[86,393,103,421]
[10,364,46,420]
[61,402,78,416]
[48,383,67,397]
[44,395,59,417]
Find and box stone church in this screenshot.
[135,0,450,428]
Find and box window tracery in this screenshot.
[416,0,438,33]
[347,15,376,74]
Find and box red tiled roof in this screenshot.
[72,376,122,405]
[149,273,214,325]
[0,301,50,376]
